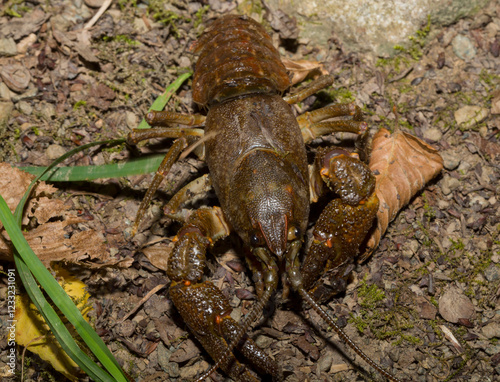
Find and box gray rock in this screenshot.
[440,150,461,170]
[0,38,17,56]
[454,106,489,128]
[0,101,14,131]
[265,0,489,56]
[484,264,500,282]
[16,100,32,115]
[46,144,67,160]
[452,34,477,61]
[441,174,461,195]
[482,322,500,339]
[423,127,443,142]
[438,286,475,323]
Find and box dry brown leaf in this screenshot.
[282,58,329,85]
[0,163,111,266]
[359,128,443,261]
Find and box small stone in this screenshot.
[318,352,333,373]
[491,96,500,115]
[17,33,37,54]
[0,101,14,130]
[439,287,475,323]
[440,150,460,170]
[454,106,489,129]
[0,64,31,92]
[469,195,488,210]
[17,100,32,115]
[126,111,138,129]
[419,300,437,320]
[46,144,67,160]
[179,360,209,380]
[118,320,136,337]
[254,334,273,349]
[178,56,191,68]
[441,174,460,195]
[0,37,17,56]
[452,34,477,61]
[484,264,500,282]
[84,0,106,7]
[0,82,13,100]
[39,102,56,121]
[482,322,500,339]
[423,127,442,142]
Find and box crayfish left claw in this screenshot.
[169,281,282,382]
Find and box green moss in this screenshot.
[376,15,431,74]
[73,100,87,110]
[328,87,356,103]
[194,5,210,28]
[148,0,191,37]
[102,35,140,46]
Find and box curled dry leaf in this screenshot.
[359,128,443,261]
[282,57,329,85]
[0,163,111,266]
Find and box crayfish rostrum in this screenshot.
[127,14,403,382]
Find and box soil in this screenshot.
[0,1,499,382]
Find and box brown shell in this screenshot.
[192,15,291,106]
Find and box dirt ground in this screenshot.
[0,1,499,382]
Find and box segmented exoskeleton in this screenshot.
[127,14,403,382]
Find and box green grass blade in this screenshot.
[0,197,128,381]
[136,71,192,129]
[13,257,116,382]
[20,154,165,181]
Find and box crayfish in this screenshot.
[127,14,403,382]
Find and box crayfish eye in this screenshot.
[287,226,300,241]
[250,233,264,247]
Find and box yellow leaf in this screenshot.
[15,267,92,381]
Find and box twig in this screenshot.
[84,0,113,30]
[120,283,167,322]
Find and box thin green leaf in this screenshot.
[136,71,192,129]
[20,154,165,181]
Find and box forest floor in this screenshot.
[0,1,499,382]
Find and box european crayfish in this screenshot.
[127,14,403,382]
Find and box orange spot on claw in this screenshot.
[326,238,333,248]
[184,281,191,286]
[215,315,222,325]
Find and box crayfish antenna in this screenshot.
[285,243,402,382]
[297,287,403,382]
[194,250,280,382]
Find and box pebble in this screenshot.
[17,100,33,115]
[438,287,475,323]
[46,144,67,159]
[454,105,489,128]
[440,150,460,170]
[118,320,136,337]
[318,352,333,373]
[0,63,31,93]
[469,195,488,210]
[0,82,13,100]
[452,34,477,61]
[482,322,500,339]
[423,127,442,142]
[0,101,14,130]
[484,264,500,282]
[0,37,17,56]
[126,111,138,129]
[17,33,37,54]
[39,102,56,121]
[254,334,273,349]
[441,174,461,195]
